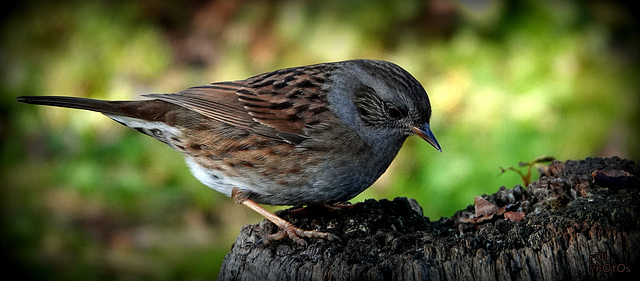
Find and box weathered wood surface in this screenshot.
[218,157,639,281]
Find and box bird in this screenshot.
[17,59,441,245]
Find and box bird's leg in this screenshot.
[323,202,361,211]
[231,187,338,246]
[287,202,361,216]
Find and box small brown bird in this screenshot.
[17,59,441,245]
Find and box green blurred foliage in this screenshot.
[2,0,638,280]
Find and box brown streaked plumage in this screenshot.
[17,59,441,245]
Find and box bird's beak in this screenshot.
[412,123,442,152]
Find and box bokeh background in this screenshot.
[2,0,638,279]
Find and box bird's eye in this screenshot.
[387,106,404,119]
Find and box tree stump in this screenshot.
[218,157,639,281]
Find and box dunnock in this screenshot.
[17,59,441,245]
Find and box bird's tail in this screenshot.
[16,96,188,149]
[17,96,144,117]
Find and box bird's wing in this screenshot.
[145,64,336,145]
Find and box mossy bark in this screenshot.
[219,157,639,281]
